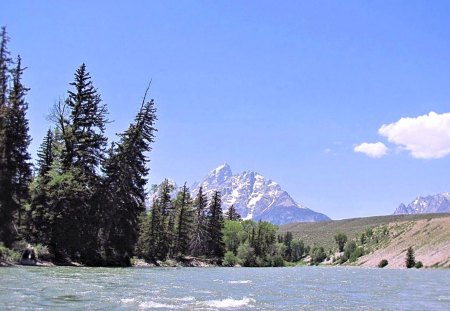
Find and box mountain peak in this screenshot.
[394,192,450,215]
[210,163,232,176]
[192,165,330,225]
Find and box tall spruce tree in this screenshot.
[206,191,225,258]
[190,186,209,256]
[24,129,54,245]
[0,29,32,246]
[174,184,194,256]
[7,56,32,229]
[102,91,156,265]
[47,64,108,264]
[0,26,13,246]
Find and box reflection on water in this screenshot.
[1,266,450,310]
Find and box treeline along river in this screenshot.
[1,266,450,310]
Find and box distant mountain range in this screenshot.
[394,192,450,215]
[191,164,330,225]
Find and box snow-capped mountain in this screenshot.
[394,192,450,215]
[191,164,330,225]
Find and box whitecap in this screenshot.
[121,298,135,303]
[174,296,195,302]
[203,297,255,309]
[139,301,179,309]
[228,280,252,284]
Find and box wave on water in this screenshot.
[228,280,252,284]
[139,301,180,309]
[203,297,255,309]
[120,298,135,303]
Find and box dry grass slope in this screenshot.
[279,213,450,267]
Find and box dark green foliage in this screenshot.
[190,187,209,256]
[343,240,357,259]
[405,246,415,268]
[334,232,347,252]
[206,191,225,258]
[174,184,194,256]
[415,261,423,268]
[0,29,32,247]
[310,246,326,265]
[378,259,388,268]
[101,91,156,265]
[225,205,242,221]
[290,239,306,262]
[283,231,293,261]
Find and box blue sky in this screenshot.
[2,1,450,219]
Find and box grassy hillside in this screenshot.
[279,213,450,252]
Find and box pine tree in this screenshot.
[0,26,14,246]
[225,205,242,221]
[7,56,32,229]
[190,186,209,256]
[46,64,108,264]
[24,129,54,245]
[65,63,108,174]
[405,246,415,268]
[0,29,32,246]
[206,191,225,258]
[174,184,194,256]
[157,179,175,259]
[102,90,157,265]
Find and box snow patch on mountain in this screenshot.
[191,164,330,225]
[394,192,450,215]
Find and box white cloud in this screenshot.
[378,111,450,159]
[354,142,388,158]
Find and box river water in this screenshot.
[1,266,449,310]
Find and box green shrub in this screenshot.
[0,243,21,263]
[415,261,423,269]
[271,255,285,267]
[349,247,364,262]
[344,241,357,259]
[310,246,326,265]
[223,251,239,267]
[34,244,53,261]
[378,259,388,268]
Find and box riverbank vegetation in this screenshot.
[1,28,449,269]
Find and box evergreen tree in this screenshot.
[24,129,54,245]
[174,183,194,256]
[190,186,209,256]
[405,246,415,268]
[0,30,32,246]
[0,27,14,246]
[334,232,347,252]
[206,191,225,258]
[224,205,242,221]
[45,64,108,264]
[147,198,162,260]
[157,179,175,259]
[65,63,108,173]
[7,56,32,229]
[283,231,293,261]
[102,91,156,265]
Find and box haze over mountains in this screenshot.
[191,164,330,225]
[394,192,450,215]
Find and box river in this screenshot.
[1,266,449,310]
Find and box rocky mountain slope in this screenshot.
[191,164,330,225]
[394,192,450,215]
